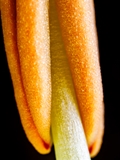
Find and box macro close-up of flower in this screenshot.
[0,0,120,160]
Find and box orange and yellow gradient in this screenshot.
[0,0,104,159]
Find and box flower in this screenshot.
[0,0,104,159]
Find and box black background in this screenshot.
[1,1,120,159]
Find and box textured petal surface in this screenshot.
[16,0,51,145]
[1,0,51,154]
[50,0,91,159]
[1,0,104,158]
[55,0,104,156]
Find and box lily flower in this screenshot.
[0,0,104,159]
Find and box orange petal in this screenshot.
[89,103,104,157]
[50,1,90,158]
[1,0,51,154]
[55,0,104,156]
[16,0,51,146]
